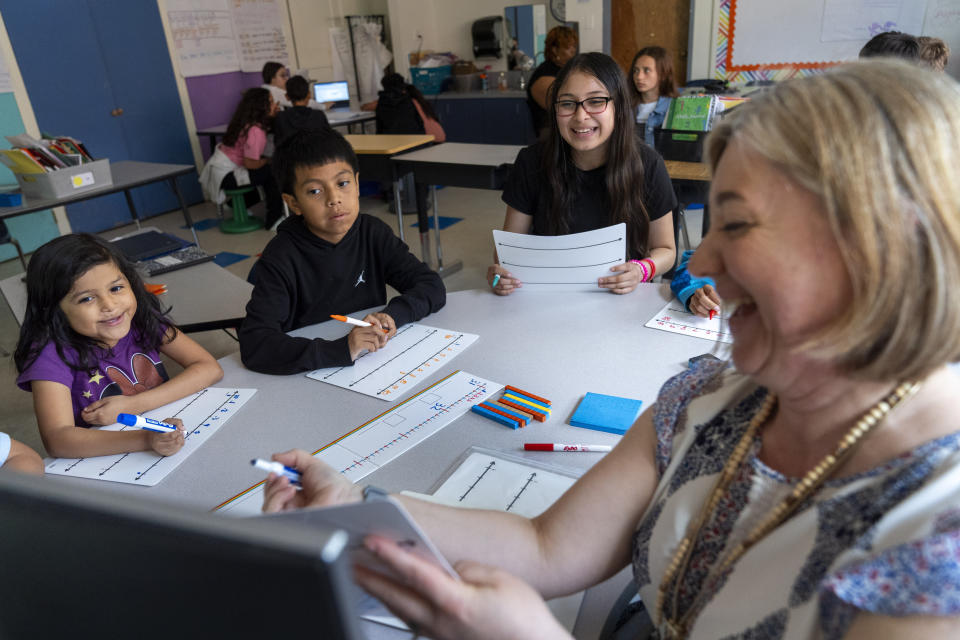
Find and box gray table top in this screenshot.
[42,285,718,638]
[0,160,195,220]
[392,142,524,167]
[0,260,252,329]
[196,111,375,136]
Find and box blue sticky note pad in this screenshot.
[569,392,643,435]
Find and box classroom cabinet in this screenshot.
[434,97,536,146]
[2,0,202,233]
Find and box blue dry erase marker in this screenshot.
[491,274,501,288]
[251,458,302,486]
[116,413,177,433]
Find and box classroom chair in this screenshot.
[0,219,27,272]
[219,186,263,234]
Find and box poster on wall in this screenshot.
[167,0,241,77]
[232,0,290,72]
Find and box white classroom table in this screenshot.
[0,260,253,333]
[392,143,525,276]
[44,285,717,639]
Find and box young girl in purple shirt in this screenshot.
[14,234,222,459]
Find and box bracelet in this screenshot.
[630,259,649,282]
[642,258,656,281]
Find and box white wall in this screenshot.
[288,0,390,82]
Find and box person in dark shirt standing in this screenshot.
[272,75,331,147]
[239,129,445,375]
[526,26,578,137]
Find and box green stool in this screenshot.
[220,186,263,234]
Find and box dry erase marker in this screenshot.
[491,274,501,288]
[117,413,178,433]
[251,458,302,486]
[330,314,389,332]
[709,309,717,321]
[524,443,612,453]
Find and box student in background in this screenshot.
[490,52,676,295]
[629,46,678,147]
[527,26,579,137]
[918,36,950,71]
[859,31,921,60]
[0,433,43,474]
[199,87,285,230]
[273,75,331,147]
[261,61,292,109]
[239,129,445,375]
[369,73,446,142]
[14,234,222,459]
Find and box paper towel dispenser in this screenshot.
[472,16,503,58]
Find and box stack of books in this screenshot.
[0,133,93,175]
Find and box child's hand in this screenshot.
[263,448,362,512]
[364,312,396,339]
[348,326,386,361]
[487,265,521,296]
[81,395,140,426]
[598,262,641,294]
[689,284,721,318]
[147,417,185,456]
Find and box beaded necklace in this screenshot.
[656,380,921,639]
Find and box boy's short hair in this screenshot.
[285,75,310,102]
[273,129,359,195]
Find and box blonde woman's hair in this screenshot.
[707,59,960,381]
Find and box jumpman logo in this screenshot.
[355,270,366,287]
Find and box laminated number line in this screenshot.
[306,323,480,400]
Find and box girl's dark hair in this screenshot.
[542,52,650,258]
[381,73,440,122]
[630,46,678,102]
[14,233,175,375]
[223,87,273,147]
[261,61,285,84]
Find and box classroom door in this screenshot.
[611,0,690,87]
[1,0,201,233]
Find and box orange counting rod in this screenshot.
[504,385,551,406]
[500,398,547,422]
[490,399,533,421]
[479,402,526,427]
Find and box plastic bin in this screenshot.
[653,129,708,163]
[411,65,452,95]
[15,158,112,199]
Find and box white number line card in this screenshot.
[399,449,583,633]
[645,300,733,344]
[216,371,504,516]
[493,223,626,291]
[43,387,256,486]
[306,323,479,401]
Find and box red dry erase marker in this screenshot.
[524,443,612,453]
[709,309,717,321]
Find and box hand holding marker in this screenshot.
[251,458,302,486]
[117,413,179,433]
[330,314,389,333]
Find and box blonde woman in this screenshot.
[263,60,960,640]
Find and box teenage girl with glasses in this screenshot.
[489,52,677,295]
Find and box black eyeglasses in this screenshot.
[555,97,612,116]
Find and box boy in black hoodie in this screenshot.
[272,75,331,147]
[239,129,445,375]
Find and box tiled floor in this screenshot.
[0,190,703,457]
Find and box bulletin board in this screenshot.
[166,0,290,78]
[714,0,960,81]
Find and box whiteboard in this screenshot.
[711,0,960,80]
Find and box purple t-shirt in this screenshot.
[16,331,169,427]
